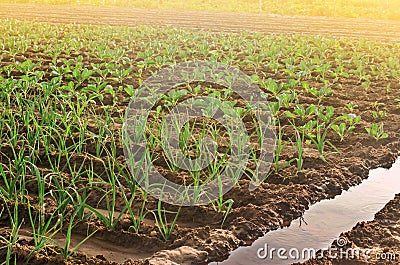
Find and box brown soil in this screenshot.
[0,6,400,265]
[0,3,399,41]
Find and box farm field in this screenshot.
[0,6,400,265]
[1,3,400,41]
[1,0,400,20]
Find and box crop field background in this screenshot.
[1,0,400,20]
[1,3,400,43]
[0,2,400,265]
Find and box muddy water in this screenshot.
[213,158,400,265]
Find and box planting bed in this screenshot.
[0,18,400,265]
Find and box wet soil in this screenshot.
[300,194,400,265]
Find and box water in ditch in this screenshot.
[212,158,400,265]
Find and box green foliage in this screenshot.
[331,123,356,142]
[365,123,389,140]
